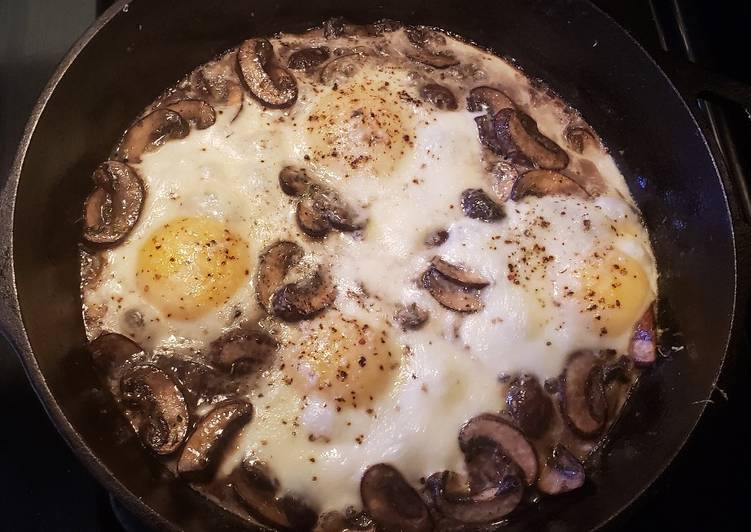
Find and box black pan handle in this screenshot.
[653,50,751,113]
[651,51,751,230]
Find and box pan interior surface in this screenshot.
[8,1,734,530]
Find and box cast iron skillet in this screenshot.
[0,0,747,530]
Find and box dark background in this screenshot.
[0,1,748,530]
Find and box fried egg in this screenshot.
[82,25,657,515]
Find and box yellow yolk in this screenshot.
[136,217,250,320]
[283,315,401,409]
[574,251,651,336]
[306,68,413,179]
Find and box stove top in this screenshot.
[1,1,748,530]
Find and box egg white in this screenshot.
[83,29,657,513]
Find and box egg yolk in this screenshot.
[136,217,250,320]
[574,251,651,336]
[283,314,401,409]
[306,68,413,179]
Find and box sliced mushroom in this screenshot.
[629,304,656,366]
[209,329,277,374]
[288,47,331,71]
[360,464,432,532]
[464,441,513,493]
[188,65,242,106]
[420,84,457,110]
[296,186,363,237]
[424,228,449,247]
[256,241,305,311]
[505,374,553,439]
[487,159,520,203]
[271,267,336,322]
[427,471,523,524]
[459,414,538,485]
[405,26,459,69]
[474,115,503,154]
[315,511,373,532]
[511,170,588,200]
[114,109,189,163]
[323,17,347,38]
[233,463,317,530]
[394,303,430,331]
[467,87,515,115]
[536,444,585,495]
[237,38,298,108]
[156,356,232,407]
[430,257,490,288]
[320,53,364,85]
[494,108,569,170]
[564,125,597,154]
[460,189,504,222]
[367,19,402,36]
[279,166,312,197]
[166,99,216,129]
[297,196,332,238]
[422,267,484,313]
[83,161,144,245]
[120,364,189,455]
[88,332,145,380]
[177,399,253,481]
[560,350,607,439]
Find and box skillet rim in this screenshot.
[0,0,737,530]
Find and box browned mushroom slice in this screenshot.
[297,186,363,237]
[83,161,144,245]
[420,84,458,110]
[88,332,145,380]
[297,196,332,238]
[360,464,432,532]
[288,47,331,71]
[511,170,588,201]
[120,364,189,455]
[405,26,459,69]
[367,19,402,36]
[460,189,504,222]
[319,54,364,85]
[279,166,312,197]
[237,38,298,108]
[537,444,585,495]
[166,99,216,129]
[322,16,347,38]
[424,228,449,247]
[114,109,189,163]
[560,350,607,438]
[467,87,515,115]
[271,267,336,322]
[209,329,277,374]
[459,414,538,485]
[505,374,553,439]
[156,356,233,407]
[494,108,569,170]
[188,65,242,106]
[407,49,460,69]
[177,399,253,481]
[564,125,597,154]
[629,304,656,366]
[427,471,523,524]
[464,441,513,493]
[430,257,490,288]
[315,511,376,532]
[474,115,504,154]
[233,463,318,530]
[256,241,305,311]
[422,267,484,313]
[394,303,429,331]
